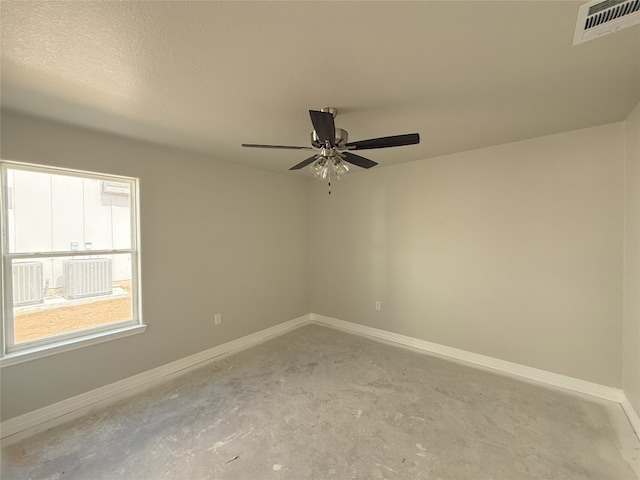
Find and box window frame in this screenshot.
[0,160,145,366]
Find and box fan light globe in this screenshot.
[310,157,329,180]
[333,158,349,178]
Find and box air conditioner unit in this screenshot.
[63,258,112,300]
[12,262,44,306]
[574,0,640,45]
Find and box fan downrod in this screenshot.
[311,128,348,149]
[320,107,338,118]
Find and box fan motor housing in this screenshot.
[311,128,348,148]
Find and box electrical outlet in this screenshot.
[375,301,381,311]
[214,313,222,325]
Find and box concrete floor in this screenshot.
[2,324,639,479]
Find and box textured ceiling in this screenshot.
[1,1,639,175]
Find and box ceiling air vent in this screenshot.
[573,0,640,44]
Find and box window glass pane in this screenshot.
[6,168,131,254]
[11,254,133,344]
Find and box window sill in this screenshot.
[0,324,147,367]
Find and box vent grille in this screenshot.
[12,262,44,307]
[574,0,640,44]
[63,258,112,300]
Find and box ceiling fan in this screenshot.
[242,107,420,183]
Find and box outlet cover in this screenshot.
[214,314,222,325]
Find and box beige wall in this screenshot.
[1,109,634,423]
[310,123,625,387]
[0,110,310,421]
[623,102,640,416]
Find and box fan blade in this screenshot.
[309,110,336,146]
[345,133,420,150]
[242,143,314,150]
[342,151,378,169]
[289,155,319,170]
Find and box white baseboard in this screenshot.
[1,314,311,444]
[621,392,640,438]
[3,312,638,444]
[311,314,624,403]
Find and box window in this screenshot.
[1,161,143,364]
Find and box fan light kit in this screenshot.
[242,107,420,194]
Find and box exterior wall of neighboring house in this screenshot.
[7,170,131,300]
